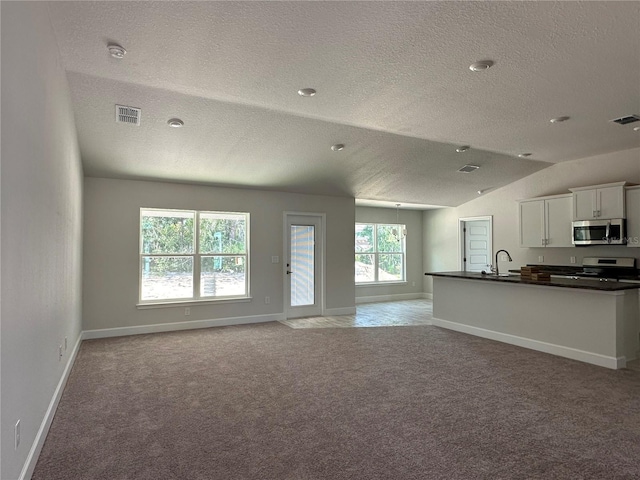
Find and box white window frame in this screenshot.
[355,223,406,285]
[138,208,250,306]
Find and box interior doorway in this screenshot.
[459,216,493,272]
[284,213,324,319]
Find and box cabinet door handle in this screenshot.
[542,238,545,246]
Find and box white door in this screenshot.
[463,219,491,272]
[285,215,323,318]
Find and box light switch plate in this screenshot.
[538,256,544,262]
[271,256,279,264]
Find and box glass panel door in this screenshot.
[285,214,323,319]
[290,225,315,306]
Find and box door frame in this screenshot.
[283,212,326,318]
[458,216,493,271]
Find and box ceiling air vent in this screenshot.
[611,114,640,125]
[457,164,480,173]
[115,105,141,126]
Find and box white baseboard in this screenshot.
[356,292,431,304]
[82,313,283,340]
[19,333,83,480]
[431,317,625,370]
[324,306,357,316]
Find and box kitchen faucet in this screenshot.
[494,249,513,276]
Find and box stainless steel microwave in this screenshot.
[572,219,626,245]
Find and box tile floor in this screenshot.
[279,299,433,329]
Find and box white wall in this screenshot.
[423,148,640,293]
[83,178,355,331]
[1,3,84,479]
[355,206,424,301]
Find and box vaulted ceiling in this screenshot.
[48,1,640,208]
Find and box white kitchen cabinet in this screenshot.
[519,194,573,247]
[570,183,626,220]
[626,186,640,248]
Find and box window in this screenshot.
[355,223,406,284]
[140,209,249,303]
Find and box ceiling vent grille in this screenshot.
[457,164,480,173]
[115,105,141,126]
[611,114,640,125]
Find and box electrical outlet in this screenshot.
[15,420,20,450]
[501,254,508,261]
[64,336,68,351]
[58,345,63,361]
[412,281,416,287]
[570,256,576,264]
[265,296,270,304]
[271,256,279,264]
[538,256,544,263]
[184,307,190,316]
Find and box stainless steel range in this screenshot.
[574,257,636,281]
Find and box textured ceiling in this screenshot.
[47,1,640,207]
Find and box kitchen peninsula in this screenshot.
[427,271,640,369]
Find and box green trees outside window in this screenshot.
[355,223,405,283]
[140,209,249,302]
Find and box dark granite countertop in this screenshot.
[426,271,640,291]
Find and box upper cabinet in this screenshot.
[626,186,640,248]
[519,194,573,248]
[569,182,626,220]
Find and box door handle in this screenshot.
[286,270,293,275]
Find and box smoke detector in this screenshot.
[457,165,480,173]
[115,105,141,126]
[610,114,640,125]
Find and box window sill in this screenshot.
[356,282,408,287]
[137,297,252,309]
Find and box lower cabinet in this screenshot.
[519,194,573,248]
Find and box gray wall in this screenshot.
[423,148,640,293]
[355,206,424,300]
[83,178,356,330]
[1,3,84,479]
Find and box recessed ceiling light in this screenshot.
[518,153,532,158]
[550,116,570,123]
[331,144,345,152]
[469,60,494,72]
[456,145,470,153]
[167,118,184,128]
[298,88,316,97]
[107,44,126,59]
[634,126,640,131]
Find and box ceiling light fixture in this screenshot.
[167,118,184,128]
[107,44,127,59]
[393,204,407,239]
[550,116,570,123]
[331,144,345,152]
[297,88,316,97]
[469,60,494,72]
[456,145,470,153]
[634,126,640,132]
[518,153,532,158]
